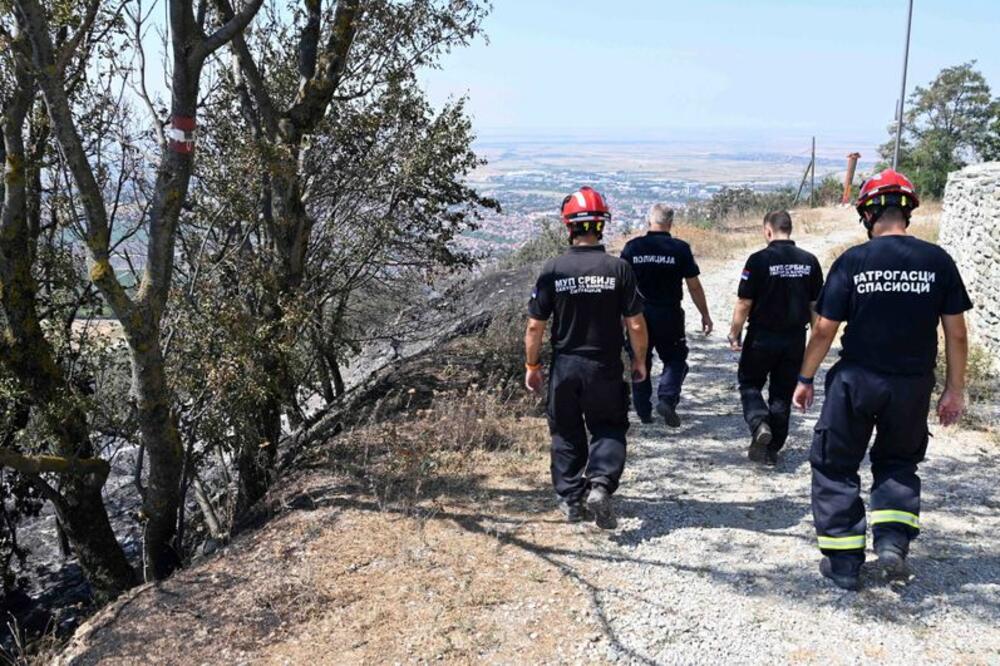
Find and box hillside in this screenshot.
[50,207,1000,665]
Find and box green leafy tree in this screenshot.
[881,61,1000,198]
[175,0,495,513]
[978,112,1000,162]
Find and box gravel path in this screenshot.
[552,224,1000,664]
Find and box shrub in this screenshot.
[813,175,848,206]
[475,300,547,382]
[683,186,796,228]
[929,341,995,412]
[502,219,566,269]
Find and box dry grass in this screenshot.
[908,201,942,243]
[610,222,756,261]
[330,380,549,508]
[612,205,857,263]
[671,223,756,260]
[52,435,601,665]
[46,293,603,663]
[824,201,943,264]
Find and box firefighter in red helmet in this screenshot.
[525,187,648,529]
[793,169,972,590]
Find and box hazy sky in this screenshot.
[422,0,1000,146]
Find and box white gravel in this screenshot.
[551,224,1000,665]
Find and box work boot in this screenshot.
[819,556,861,591]
[748,422,773,463]
[656,401,681,428]
[875,533,911,580]
[636,412,654,425]
[586,485,617,530]
[558,500,585,524]
[764,449,779,466]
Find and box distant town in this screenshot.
[459,139,875,256]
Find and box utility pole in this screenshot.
[893,0,915,169]
[793,137,816,207]
[810,136,816,207]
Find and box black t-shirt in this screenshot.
[816,235,973,375]
[738,240,824,333]
[528,245,643,362]
[620,231,700,308]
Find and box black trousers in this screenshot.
[810,361,933,558]
[547,354,629,502]
[631,304,689,417]
[737,327,805,451]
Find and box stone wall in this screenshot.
[939,162,1000,358]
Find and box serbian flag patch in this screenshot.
[741,270,751,281]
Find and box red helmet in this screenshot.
[855,168,920,217]
[561,186,611,235]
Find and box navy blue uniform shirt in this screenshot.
[738,240,824,333]
[816,235,972,375]
[528,245,643,363]
[621,231,700,308]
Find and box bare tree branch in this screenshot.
[126,0,167,148]
[0,448,111,483]
[191,0,266,64]
[283,0,362,142]
[55,0,101,72]
[214,0,278,134]
[14,0,135,321]
[297,0,322,83]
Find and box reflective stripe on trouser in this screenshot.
[871,509,920,530]
[817,534,866,551]
[810,362,933,556]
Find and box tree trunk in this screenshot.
[316,351,336,404]
[217,0,362,513]
[15,0,265,583]
[54,518,71,559]
[235,401,280,518]
[327,350,346,398]
[235,294,288,513]
[191,474,224,538]
[0,64,136,601]
[54,479,138,604]
[129,338,184,580]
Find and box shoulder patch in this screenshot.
[741,269,751,281]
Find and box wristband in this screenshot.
[525,362,542,371]
[797,375,814,385]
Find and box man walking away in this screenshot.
[621,205,712,427]
[525,187,649,529]
[728,211,823,466]
[793,169,971,591]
